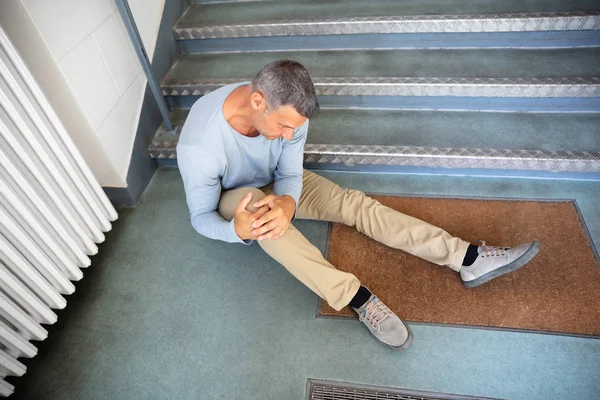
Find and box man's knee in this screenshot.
[218,187,266,220]
[243,187,267,213]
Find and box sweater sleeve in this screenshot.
[272,119,308,209]
[177,145,250,244]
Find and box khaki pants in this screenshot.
[218,170,470,311]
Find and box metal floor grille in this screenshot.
[307,379,503,400]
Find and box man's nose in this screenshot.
[282,129,294,141]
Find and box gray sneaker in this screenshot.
[460,240,540,288]
[352,293,413,351]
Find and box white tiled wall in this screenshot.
[22,0,116,61]
[93,12,142,96]
[58,35,121,130]
[19,0,165,185]
[96,74,147,179]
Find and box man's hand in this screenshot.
[251,195,296,240]
[233,192,271,241]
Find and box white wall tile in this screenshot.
[129,0,163,60]
[58,36,120,131]
[93,12,141,96]
[22,0,115,61]
[95,74,146,180]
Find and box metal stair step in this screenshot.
[304,109,600,151]
[148,109,600,178]
[161,49,600,111]
[302,145,600,179]
[163,49,600,82]
[178,32,600,53]
[175,0,599,39]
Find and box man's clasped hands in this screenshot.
[233,192,295,241]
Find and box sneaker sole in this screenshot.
[462,240,540,289]
[379,321,414,351]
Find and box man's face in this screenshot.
[251,92,307,141]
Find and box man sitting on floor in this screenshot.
[177,60,540,350]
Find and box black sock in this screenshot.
[349,286,372,308]
[462,244,480,266]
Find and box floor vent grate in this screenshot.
[307,379,504,400]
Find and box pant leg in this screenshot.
[218,186,361,311]
[297,170,470,271]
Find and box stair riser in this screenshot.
[177,31,600,53]
[166,95,600,113]
[174,13,600,40]
[303,163,600,181]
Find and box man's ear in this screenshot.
[250,91,265,111]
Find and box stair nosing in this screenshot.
[148,143,600,172]
[161,77,600,98]
[174,11,600,39]
[303,145,600,172]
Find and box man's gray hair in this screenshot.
[251,60,320,119]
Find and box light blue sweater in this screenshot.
[177,82,308,244]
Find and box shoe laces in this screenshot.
[478,240,510,258]
[358,296,392,332]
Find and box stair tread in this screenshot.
[177,0,600,27]
[162,49,600,85]
[151,109,600,153]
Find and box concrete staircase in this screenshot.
[149,0,600,180]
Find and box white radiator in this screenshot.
[0,27,118,396]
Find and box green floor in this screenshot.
[11,169,600,399]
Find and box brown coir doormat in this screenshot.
[318,196,600,337]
